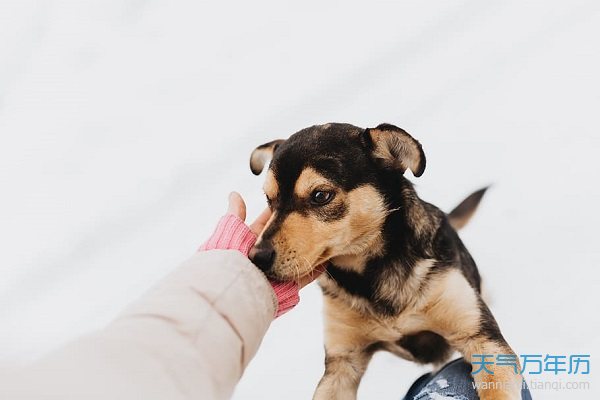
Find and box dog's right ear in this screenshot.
[249,139,285,175]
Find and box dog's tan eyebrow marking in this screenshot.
[263,169,279,199]
[294,167,331,197]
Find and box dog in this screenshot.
[248,123,522,400]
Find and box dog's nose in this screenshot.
[249,245,275,272]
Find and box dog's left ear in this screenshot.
[249,139,285,175]
[361,123,426,177]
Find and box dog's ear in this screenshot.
[249,139,285,175]
[361,123,426,177]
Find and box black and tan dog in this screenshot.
[249,123,522,400]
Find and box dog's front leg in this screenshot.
[313,349,372,400]
[456,298,523,400]
[423,270,523,400]
[460,338,523,400]
[313,295,374,400]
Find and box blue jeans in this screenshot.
[403,358,532,400]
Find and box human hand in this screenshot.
[222,192,324,289]
[199,191,324,317]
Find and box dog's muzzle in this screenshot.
[249,243,275,273]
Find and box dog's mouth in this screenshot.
[268,257,330,284]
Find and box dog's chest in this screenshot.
[318,258,434,319]
[319,276,429,338]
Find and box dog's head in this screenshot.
[248,123,425,281]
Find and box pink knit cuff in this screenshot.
[271,280,299,318]
[198,213,301,317]
[199,214,257,256]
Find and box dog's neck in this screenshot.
[330,252,377,274]
[394,180,439,249]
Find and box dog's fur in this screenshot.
[249,123,522,400]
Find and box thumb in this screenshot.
[227,191,247,221]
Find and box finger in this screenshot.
[299,263,327,289]
[227,192,247,221]
[249,207,272,235]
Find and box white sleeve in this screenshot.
[0,250,277,400]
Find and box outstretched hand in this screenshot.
[226,192,272,236]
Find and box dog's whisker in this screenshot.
[298,256,313,284]
[323,269,337,285]
[296,263,301,285]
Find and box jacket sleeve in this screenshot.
[0,250,277,400]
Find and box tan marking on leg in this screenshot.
[322,295,378,347]
[420,269,521,399]
[464,342,523,400]
[314,295,377,400]
[419,269,481,343]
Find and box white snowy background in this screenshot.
[1,1,599,399]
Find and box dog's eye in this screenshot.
[311,190,334,205]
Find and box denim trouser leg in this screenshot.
[402,358,532,400]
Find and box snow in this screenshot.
[428,393,460,400]
[436,379,450,389]
[1,1,599,399]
